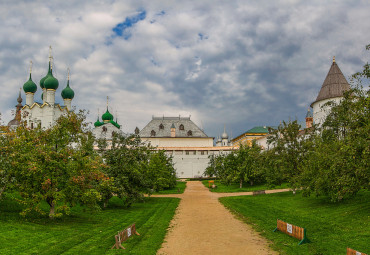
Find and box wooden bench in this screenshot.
[347,247,367,255]
[273,219,310,245]
[208,180,214,187]
[111,223,140,249]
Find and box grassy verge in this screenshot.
[153,181,186,194]
[219,190,370,255]
[0,193,179,255]
[202,180,288,192]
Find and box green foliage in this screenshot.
[0,194,180,255]
[146,150,177,191]
[205,142,263,188]
[100,134,177,207]
[220,190,370,255]
[4,111,108,218]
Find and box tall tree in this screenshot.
[10,111,108,218]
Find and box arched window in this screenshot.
[151,130,156,136]
[159,123,164,129]
[179,124,184,130]
[102,126,107,132]
[187,130,192,136]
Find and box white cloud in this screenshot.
[0,0,369,137]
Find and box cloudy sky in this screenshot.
[0,0,369,138]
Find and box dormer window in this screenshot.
[159,123,164,130]
[151,130,156,136]
[179,124,184,130]
[187,130,192,136]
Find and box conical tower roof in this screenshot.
[311,57,350,107]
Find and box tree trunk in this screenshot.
[47,198,55,219]
[250,180,254,186]
[0,186,5,199]
[103,198,109,208]
[240,179,243,188]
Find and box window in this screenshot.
[186,151,189,155]
[102,126,107,132]
[31,122,34,129]
[179,124,184,130]
[187,130,192,136]
[151,130,156,136]
[201,151,205,155]
[159,123,164,129]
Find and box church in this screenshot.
[10,47,75,129]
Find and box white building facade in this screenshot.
[139,116,233,178]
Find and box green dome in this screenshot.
[40,62,52,89]
[94,117,103,127]
[109,120,120,129]
[23,74,37,93]
[102,108,114,122]
[44,72,59,90]
[61,80,74,99]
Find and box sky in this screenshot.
[0,0,369,139]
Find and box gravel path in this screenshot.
[154,181,285,255]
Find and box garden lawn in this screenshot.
[0,193,179,255]
[152,181,186,194]
[219,190,370,255]
[202,180,288,192]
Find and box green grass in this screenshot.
[152,181,186,194]
[202,180,289,192]
[0,193,180,255]
[219,190,370,255]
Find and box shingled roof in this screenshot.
[311,59,350,107]
[139,116,208,138]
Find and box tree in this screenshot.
[100,133,153,207]
[10,111,108,218]
[267,120,314,193]
[146,150,177,191]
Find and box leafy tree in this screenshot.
[10,111,108,218]
[146,150,177,191]
[267,120,314,193]
[100,134,153,207]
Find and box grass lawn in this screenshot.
[152,181,186,194]
[219,190,370,255]
[0,193,180,255]
[202,179,289,192]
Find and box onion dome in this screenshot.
[40,62,52,89]
[61,79,74,100]
[221,126,228,139]
[102,108,114,122]
[94,117,103,127]
[23,73,37,94]
[44,69,59,90]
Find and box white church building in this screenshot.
[20,47,74,129]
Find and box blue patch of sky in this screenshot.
[198,33,208,40]
[150,10,166,24]
[111,10,146,40]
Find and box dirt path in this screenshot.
[155,181,281,255]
